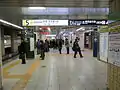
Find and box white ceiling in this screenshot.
[22,7,109,15]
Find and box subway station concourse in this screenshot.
[0,0,120,90]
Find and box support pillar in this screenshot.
[0,25,3,90]
[1,27,5,56]
[11,30,16,53]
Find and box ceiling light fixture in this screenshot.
[4,40,7,44]
[29,7,46,9]
[47,27,51,32]
[85,30,93,32]
[46,35,56,37]
[69,32,73,34]
[0,19,23,29]
[76,27,85,31]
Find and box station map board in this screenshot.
[100,32,108,62]
[107,33,120,90]
[108,33,120,67]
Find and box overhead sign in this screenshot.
[22,20,68,26]
[69,20,108,26]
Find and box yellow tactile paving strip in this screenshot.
[3,59,40,90]
[3,60,21,78]
[11,60,40,90]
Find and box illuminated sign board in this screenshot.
[40,32,50,35]
[22,20,68,26]
[69,20,108,26]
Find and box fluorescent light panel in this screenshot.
[47,27,51,32]
[0,19,23,29]
[76,27,85,31]
[46,35,56,37]
[29,7,46,9]
[85,30,93,32]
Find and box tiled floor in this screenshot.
[3,50,107,90]
[25,50,107,90]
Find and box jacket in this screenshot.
[73,41,80,51]
[65,40,69,47]
[18,42,26,54]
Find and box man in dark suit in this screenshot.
[18,38,26,64]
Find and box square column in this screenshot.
[1,27,5,56]
[11,30,16,53]
[0,25,3,90]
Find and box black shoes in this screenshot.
[74,57,76,58]
[74,56,83,58]
[80,56,83,58]
[22,63,26,64]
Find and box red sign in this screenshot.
[40,32,50,35]
[40,27,50,30]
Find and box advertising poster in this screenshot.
[30,38,34,51]
[108,33,120,67]
[100,32,108,62]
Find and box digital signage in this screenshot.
[69,20,108,26]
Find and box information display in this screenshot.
[108,33,120,67]
[100,32,108,62]
[69,20,108,26]
[22,19,68,26]
[23,19,108,26]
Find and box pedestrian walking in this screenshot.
[40,40,45,60]
[58,39,63,54]
[65,38,70,54]
[72,38,83,58]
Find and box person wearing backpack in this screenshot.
[73,38,83,58]
[65,38,70,54]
